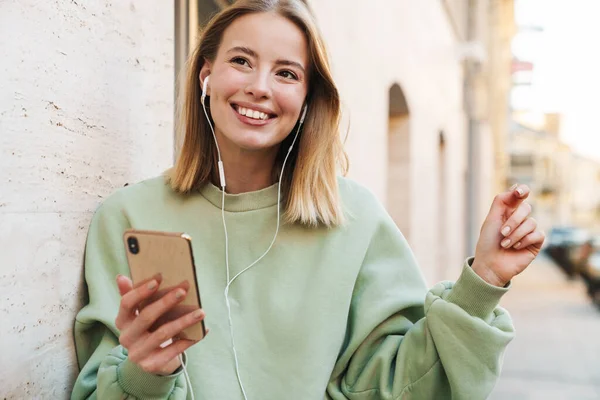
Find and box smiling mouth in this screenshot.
[231,104,276,121]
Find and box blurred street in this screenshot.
[491,254,600,400]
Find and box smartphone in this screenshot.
[122,229,206,341]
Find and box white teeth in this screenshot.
[236,105,270,120]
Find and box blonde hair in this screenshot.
[168,0,348,227]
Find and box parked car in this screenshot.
[578,237,600,308]
[545,226,591,278]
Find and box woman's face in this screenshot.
[201,12,309,155]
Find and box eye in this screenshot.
[230,57,250,67]
[277,70,298,80]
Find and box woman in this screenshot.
[71,1,545,399]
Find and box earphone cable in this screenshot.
[179,353,195,400]
[202,88,305,400]
[220,122,301,400]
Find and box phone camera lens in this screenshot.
[127,237,140,254]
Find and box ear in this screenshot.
[199,61,212,96]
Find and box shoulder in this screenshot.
[335,176,399,240]
[94,174,174,217]
[337,176,389,221]
[335,177,413,265]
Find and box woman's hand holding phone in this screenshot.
[114,274,208,375]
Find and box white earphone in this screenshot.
[198,74,307,400]
[201,76,226,188]
[201,76,210,105]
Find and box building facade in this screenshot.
[508,114,600,234]
[0,0,514,397]
[508,119,573,233]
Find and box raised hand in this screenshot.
[471,184,546,287]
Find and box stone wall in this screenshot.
[0,1,174,397]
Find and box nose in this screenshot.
[244,71,271,100]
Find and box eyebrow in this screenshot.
[226,46,306,74]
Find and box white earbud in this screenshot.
[200,74,225,188]
[201,75,210,105]
[300,103,308,124]
[287,104,308,155]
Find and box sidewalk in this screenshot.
[490,253,600,400]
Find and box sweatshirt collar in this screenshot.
[199,182,279,212]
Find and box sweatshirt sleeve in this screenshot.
[71,195,189,399]
[326,215,515,400]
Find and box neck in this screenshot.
[213,146,280,195]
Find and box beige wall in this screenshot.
[387,115,412,241]
[0,1,174,398]
[310,0,469,282]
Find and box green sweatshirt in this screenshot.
[72,176,514,400]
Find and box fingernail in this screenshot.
[514,242,522,249]
[193,309,204,319]
[116,274,123,280]
[175,289,186,299]
[501,238,511,248]
[147,280,157,290]
[516,188,524,196]
[501,226,511,236]
[509,183,518,191]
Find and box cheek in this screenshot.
[214,69,246,99]
[275,87,306,117]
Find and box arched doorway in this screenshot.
[387,83,411,241]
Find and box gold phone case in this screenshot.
[123,229,206,341]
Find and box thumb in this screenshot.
[116,274,133,297]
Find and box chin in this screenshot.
[228,132,279,152]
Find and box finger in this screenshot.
[511,183,530,201]
[130,273,164,290]
[502,218,537,248]
[500,202,533,237]
[125,287,190,341]
[513,229,546,251]
[133,308,205,359]
[138,339,197,375]
[117,275,133,297]
[490,184,531,218]
[116,278,161,330]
